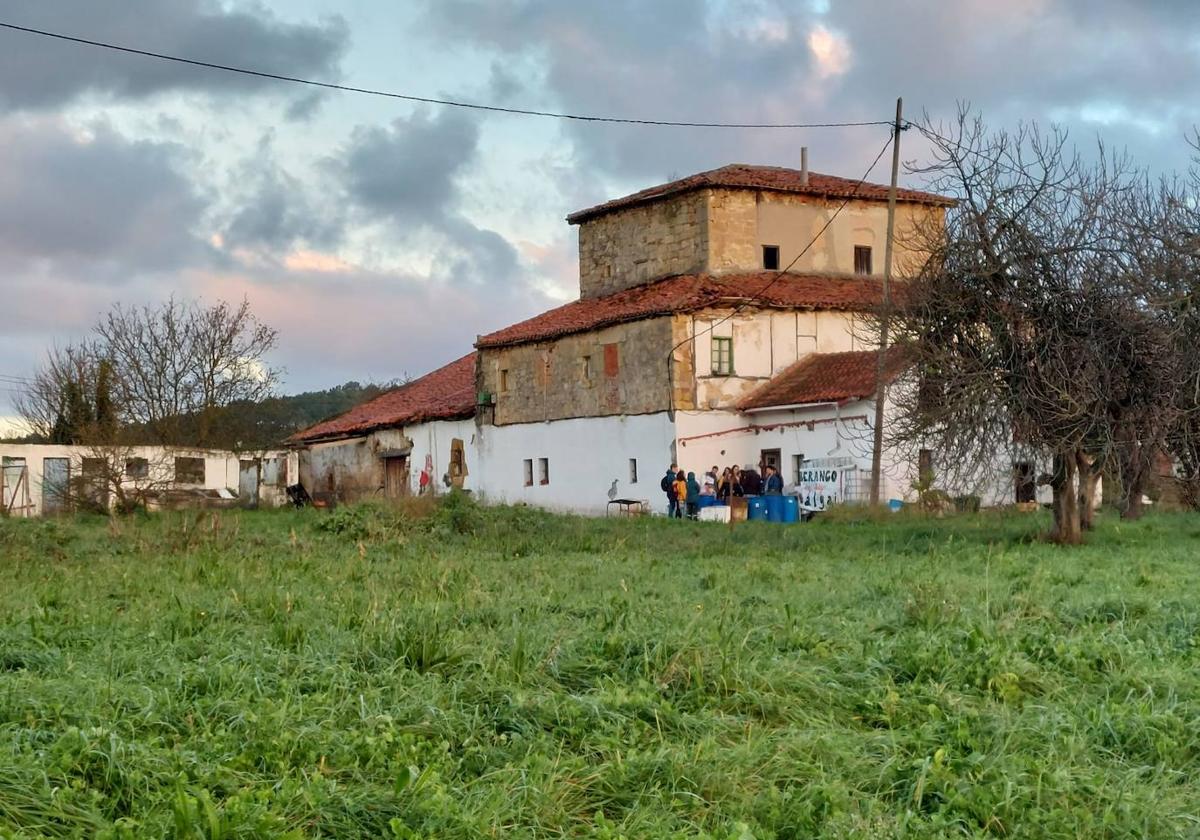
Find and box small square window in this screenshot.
[499,369,510,393]
[523,459,533,487]
[762,245,780,271]
[538,457,550,485]
[629,458,638,484]
[854,245,873,275]
[174,456,205,484]
[125,457,149,480]
[711,336,734,376]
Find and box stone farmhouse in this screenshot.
[290,163,1014,514]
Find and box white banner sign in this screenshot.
[796,466,848,511]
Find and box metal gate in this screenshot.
[238,459,260,507]
[2,457,32,517]
[42,457,70,514]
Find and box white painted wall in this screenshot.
[0,444,289,517]
[406,418,478,495]
[675,402,912,503]
[472,412,677,515]
[689,309,870,409]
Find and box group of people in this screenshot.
[660,461,785,518]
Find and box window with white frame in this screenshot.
[538,458,550,485]
[523,459,533,487]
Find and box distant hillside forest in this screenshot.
[4,380,395,450]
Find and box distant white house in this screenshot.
[0,443,296,517]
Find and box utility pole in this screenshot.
[869,97,903,506]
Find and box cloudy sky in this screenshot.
[2,0,1199,427]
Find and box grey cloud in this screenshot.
[0,1,348,110]
[0,117,208,272]
[222,133,344,252]
[334,108,522,284]
[429,0,1200,188]
[337,110,480,223]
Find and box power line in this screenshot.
[0,21,894,131]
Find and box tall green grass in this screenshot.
[3,498,1200,837]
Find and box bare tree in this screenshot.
[886,109,1145,544]
[14,342,104,442]
[17,296,282,449]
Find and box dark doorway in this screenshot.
[1014,462,1036,503]
[759,448,781,474]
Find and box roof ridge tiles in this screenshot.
[567,162,954,224]
[475,271,897,350]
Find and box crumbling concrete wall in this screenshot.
[479,317,675,425]
[299,428,411,502]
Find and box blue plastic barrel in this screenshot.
[782,495,799,523]
[747,496,767,521]
[764,494,785,523]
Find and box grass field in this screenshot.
[3,498,1200,838]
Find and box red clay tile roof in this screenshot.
[567,164,955,223]
[738,347,910,410]
[476,272,892,349]
[289,353,477,443]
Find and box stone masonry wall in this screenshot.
[577,192,708,299]
[704,189,759,272]
[577,188,942,300]
[479,317,675,425]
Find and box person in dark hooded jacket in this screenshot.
[685,471,702,519]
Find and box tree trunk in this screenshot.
[1077,451,1100,530]
[1120,436,1148,521]
[1050,450,1082,545]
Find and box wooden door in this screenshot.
[384,456,409,498]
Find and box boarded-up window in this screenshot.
[603,343,619,377]
[174,456,205,484]
[449,438,467,488]
[125,458,149,479]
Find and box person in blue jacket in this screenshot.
[763,465,784,495]
[685,471,702,519]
